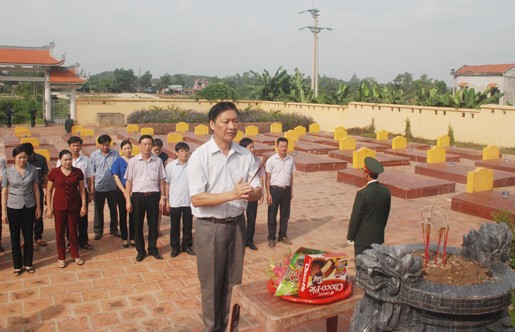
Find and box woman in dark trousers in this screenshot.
[1,145,41,275]
[111,140,135,248]
[46,150,87,268]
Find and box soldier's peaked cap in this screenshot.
[364,156,384,175]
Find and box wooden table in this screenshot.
[228,279,362,332]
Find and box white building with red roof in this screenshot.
[452,63,515,105]
[0,42,87,122]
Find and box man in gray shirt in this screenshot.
[90,135,119,240]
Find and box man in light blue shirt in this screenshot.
[89,134,119,240]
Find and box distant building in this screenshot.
[167,85,183,94]
[452,63,515,105]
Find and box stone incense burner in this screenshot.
[351,223,515,331]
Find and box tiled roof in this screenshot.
[49,66,88,84]
[453,63,515,76]
[0,45,64,66]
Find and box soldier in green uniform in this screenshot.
[347,156,391,257]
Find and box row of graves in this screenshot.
[3,126,58,165]
[57,122,514,223]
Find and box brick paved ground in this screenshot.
[0,125,509,332]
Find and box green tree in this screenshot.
[170,74,185,86]
[289,68,312,103]
[248,67,291,101]
[112,68,136,92]
[222,72,254,99]
[98,78,113,93]
[158,73,172,90]
[140,71,153,89]
[393,72,413,94]
[194,82,238,102]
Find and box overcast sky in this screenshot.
[2,0,514,85]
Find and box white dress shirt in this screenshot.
[165,160,190,208]
[265,153,295,187]
[188,137,261,219]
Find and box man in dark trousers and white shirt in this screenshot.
[125,135,166,262]
[347,156,391,258]
[188,102,262,332]
[266,137,295,247]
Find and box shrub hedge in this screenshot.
[127,106,314,131]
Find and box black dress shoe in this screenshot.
[183,247,196,256]
[136,252,146,262]
[0,244,4,253]
[94,234,102,240]
[170,248,180,257]
[110,230,121,237]
[80,243,94,250]
[247,243,258,251]
[152,252,163,260]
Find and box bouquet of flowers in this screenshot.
[265,248,292,288]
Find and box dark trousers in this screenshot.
[131,192,159,254]
[93,190,118,236]
[66,188,90,246]
[354,244,371,257]
[196,215,245,332]
[34,185,45,241]
[170,206,193,250]
[245,201,258,245]
[7,206,36,269]
[116,189,135,241]
[55,209,80,260]
[267,186,292,241]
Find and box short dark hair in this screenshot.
[369,172,379,180]
[59,149,72,159]
[175,142,190,152]
[97,134,112,145]
[12,145,27,158]
[239,137,254,148]
[20,142,34,155]
[67,136,83,145]
[139,134,154,144]
[208,102,239,122]
[276,137,288,145]
[153,138,164,147]
[120,140,132,149]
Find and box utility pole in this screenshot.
[299,7,332,98]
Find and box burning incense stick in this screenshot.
[249,156,269,183]
[442,226,450,265]
[434,227,444,264]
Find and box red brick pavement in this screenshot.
[0,125,508,331]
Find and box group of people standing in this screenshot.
[0,100,392,332]
[0,131,200,275]
[3,104,38,128]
